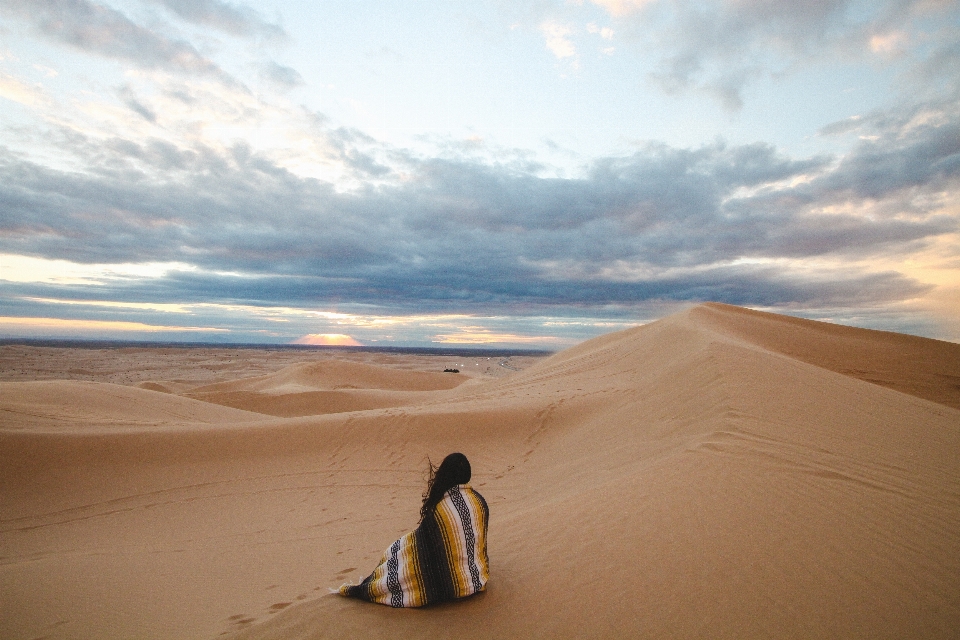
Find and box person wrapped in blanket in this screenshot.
[339,452,489,607]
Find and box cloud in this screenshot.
[590,0,653,17]
[540,21,577,60]
[0,71,50,107]
[118,84,157,122]
[0,316,227,333]
[150,0,287,40]
[432,329,563,345]
[0,253,193,285]
[292,333,362,346]
[1,95,956,320]
[3,3,955,343]
[1,35,957,339]
[586,0,960,110]
[812,99,960,201]
[818,115,862,137]
[586,23,614,40]
[258,60,304,89]
[916,36,960,92]
[869,30,908,57]
[0,0,236,84]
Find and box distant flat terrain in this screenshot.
[0,344,546,387]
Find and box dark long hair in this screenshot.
[420,452,471,522]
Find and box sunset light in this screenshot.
[292,334,363,347]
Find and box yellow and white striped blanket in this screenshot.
[339,484,489,607]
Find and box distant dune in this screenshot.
[1,304,958,639]
[0,380,262,431]
[183,360,469,417]
[187,359,468,394]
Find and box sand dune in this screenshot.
[1,304,958,639]
[182,360,469,417]
[694,302,960,409]
[0,380,262,431]
[137,381,175,393]
[189,360,468,394]
[182,388,438,417]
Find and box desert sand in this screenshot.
[1,303,958,639]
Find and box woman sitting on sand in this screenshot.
[339,452,489,607]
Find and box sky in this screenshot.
[0,0,958,348]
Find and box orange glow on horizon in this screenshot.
[0,316,227,333]
[292,333,362,346]
[432,331,564,345]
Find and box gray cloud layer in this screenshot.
[2,96,956,315]
[1,0,957,335]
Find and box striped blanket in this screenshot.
[339,484,489,607]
